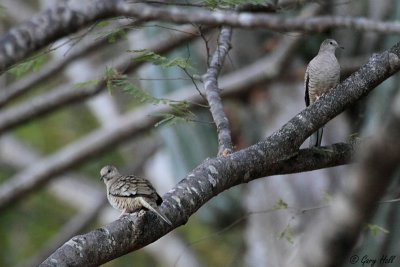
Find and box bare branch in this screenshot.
[40,41,400,267]
[0,1,119,72]
[116,3,400,34]
[1,0,400,73]
[203,26,234,156]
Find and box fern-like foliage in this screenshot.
[278,223,294,244]
[273,198,289,210]
[95,20,128,43]
[128,49,194,70]
[8,53,48,78]
[74,79,101,89]
[104,67,197,127]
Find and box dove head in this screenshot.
[100,165,120,182]
[319,39,343,54]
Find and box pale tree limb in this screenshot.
[1,0,35,23]
[203,26,234,156]
[0,35,301,210]
[40,41,400,267]
[289,85,400,267]
[0,1,118,72]
[1,0,400,73]
[115,2,400,34]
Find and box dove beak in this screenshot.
[339,46,344,50]
[100,175,104,181]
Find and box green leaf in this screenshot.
[96,28,127,43]
[131,50,166,65]
[273,198,288,210]
[74,79,100,89]
[278,224,294,244]
[365,224,389,237]
[103,67,197,127]
[8,53,48,78]
[161,57,191,69]
[322,191,332,203]
[96,20,110,28]
[153,113,190,128]
[129,49,193,70]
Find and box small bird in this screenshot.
[100,165,172,225]
[304,39,342,147]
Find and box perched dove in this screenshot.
[100,165,172,225]
[304,39,342,147]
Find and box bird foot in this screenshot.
[119,210,129,218]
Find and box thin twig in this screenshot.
[202,26,234,156]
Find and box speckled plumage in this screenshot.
[305,39,341,147]
[100,165,172,225]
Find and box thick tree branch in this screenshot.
[203,26,234,156]
[115,3,400,33]
[1,0,400,73]
[41,42,400,266]
[0,1,119,72]
[40,142,354,267]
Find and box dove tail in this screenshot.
[309,127,323,148]
[139,198,172,226]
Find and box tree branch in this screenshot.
[116,2,400,34]
[1,0,400,73]
[203,26,234,156]
[0,1,118,73]
[40,42,400,267]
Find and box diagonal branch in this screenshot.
[41,42,400,267]
[115,3,400,34]
[203,26,234,156]
[0,1,119,73]
[1,0,400,73]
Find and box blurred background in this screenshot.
[0,0,399,266]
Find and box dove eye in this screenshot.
[107,169,111,173]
